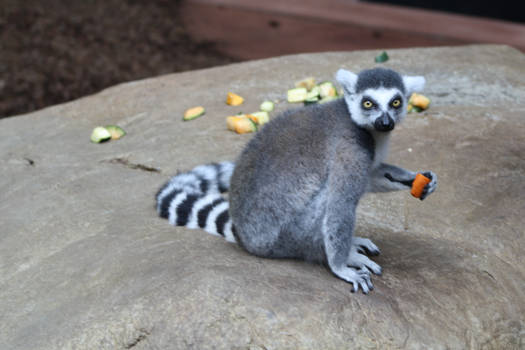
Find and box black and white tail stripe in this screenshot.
[155,162,236,242]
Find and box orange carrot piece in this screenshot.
[411,173,431,198]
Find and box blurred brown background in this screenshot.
[0,0,235,119]
[1,0,523,119]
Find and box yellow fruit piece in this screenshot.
[226,92,244,106]
[183,106,205,120]
[226,116,241,131]
[226,115,257,134]
[409,93,430,110]
[295,77,316,91]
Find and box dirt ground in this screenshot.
[0,0,237,118]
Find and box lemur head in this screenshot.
[336,67,425,132]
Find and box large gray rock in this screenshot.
[1,45,524,349]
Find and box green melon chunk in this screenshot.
[304,96,320,105]
[287,87,308,103]
[306,86,320,100]
[105,125,126,140]
[90,126,111,143]
[260,100,275,112]
[249,111,270,125]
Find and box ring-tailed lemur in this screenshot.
[156,67,437,293]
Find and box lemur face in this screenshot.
[336,68,425,133]
[354,87,405,132]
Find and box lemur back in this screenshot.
[229,99,374,260]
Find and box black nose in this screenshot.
[374,113,395,132]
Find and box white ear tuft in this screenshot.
[403,76,426,95]
[335,69,358,94]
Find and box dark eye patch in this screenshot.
[389,94,403,108]
[361,96,379,109]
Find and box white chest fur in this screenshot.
[371,132,390,168]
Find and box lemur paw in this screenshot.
[352,236,380,256]
[347,246,382,276]
[332,266,373,294]
[420,171,438,201]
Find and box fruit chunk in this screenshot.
[303,88,321,104]
[90,126,111,143]
[408,105,423,113]
[304,96,320,105]
[306,86,320,100]
[226,92,244,106]
[411,173,431,198]
[247,111,269,126]
[409,93,431,110]
[260,100,274,112]
[226,115,257,134]
[318,82,337,98]
[295,77,316,91]
[105,125,126,140]
[287,87,308,103]
[183,106,205,121]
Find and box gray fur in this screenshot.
[156,68,438,293]
[355,68,406,94]
[229,99,384,293]
[230,100,373,259]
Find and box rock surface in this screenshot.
[1,45,524,349]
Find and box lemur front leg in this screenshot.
[322,163,377,293]
[350,236,382,277]
[368,163,437,200]
[347,244,382,276]
[353,236,380,256]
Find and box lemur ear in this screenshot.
[336,69,358,94]
[402,75,426,96]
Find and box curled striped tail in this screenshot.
[155,162,237,242]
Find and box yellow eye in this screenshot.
[362,100,373,109]
[392,99,401,108]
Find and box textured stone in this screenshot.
[1,45,524,349]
